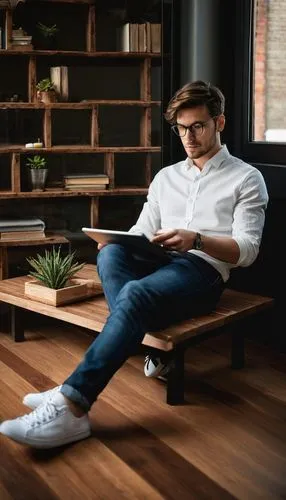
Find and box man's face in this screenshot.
[176,105,225,165]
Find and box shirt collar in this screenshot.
[184,144,230,172]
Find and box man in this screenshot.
[0,80,268,448]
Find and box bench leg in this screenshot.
[231,324,245,369]
[11,305,25,342]
[166,348,185,405]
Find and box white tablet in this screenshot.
[82,227,171,261]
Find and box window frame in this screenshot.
[234,0,286,166]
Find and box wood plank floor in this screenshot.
[0,319,286,499]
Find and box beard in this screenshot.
[184,135,218,160]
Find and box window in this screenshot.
[234,0,286,164]
[253,0,286,143]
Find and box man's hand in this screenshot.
[97,243,107,250]
[151,229,196,252]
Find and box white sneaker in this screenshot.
[23,385,62,409]
[0,392,91,448]
[144,355,170,378]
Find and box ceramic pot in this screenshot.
[29,169,48,191]
[36,90,57,104]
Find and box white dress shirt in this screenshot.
[129,145,269,282]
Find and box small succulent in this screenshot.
[36,78,55,92]
[37,22,58,38]
[27,246,85,289]
[26,155,47,169]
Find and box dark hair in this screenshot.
[164,80,225,125]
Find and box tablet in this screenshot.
[82,227,172,261]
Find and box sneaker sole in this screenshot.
[144,364,170,378]
[5,428,91,449]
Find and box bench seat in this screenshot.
[0,264,274,405]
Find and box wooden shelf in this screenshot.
[0,231,69,247]
[0,101,161,109]
[0,188,148,199]
[0,146,161,153]
[0,0,163,260]
[0,49,161,58]
[33,0,94,3]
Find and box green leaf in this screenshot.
[27,246,85,289]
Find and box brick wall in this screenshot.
[266,0,286,128]
[255,0,286,139]
[254,0,267,140]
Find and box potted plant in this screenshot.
[36,78,57,104]
[36,22,59,49]
[24,246,99,306]
[26,154,48,191]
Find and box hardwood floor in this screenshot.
[0,319,286,499]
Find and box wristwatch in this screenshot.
[193,232,204,250]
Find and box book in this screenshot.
[12,36,32,42]
[0,217,45,232]
[150,23,161,53]
[65,185,108,190]
[11,43,33,51]
[146,22,151,52]
[64,175,109,185]
[61,66,69,101]
[64,180,109,187]
[130,23,139,52]
[138,23,147,52]
[0,230,46,240]
[50,66,61,96]
[50,66,69,101]
[117,23,130,52]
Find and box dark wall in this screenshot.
[174,0,285,349]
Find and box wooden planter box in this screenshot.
[24,278,103,306]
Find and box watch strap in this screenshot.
[193,232,203,250]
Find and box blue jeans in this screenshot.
[61,244,224,411]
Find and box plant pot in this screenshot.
[34,36,58,51]
[36,90,57,104]
[24,278,103,306]
[29,168,48,191]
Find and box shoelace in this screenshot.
[144,355,154,367]
[22,401,61,428]
[144,355,160,369]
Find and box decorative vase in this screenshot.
[29,169,48,191]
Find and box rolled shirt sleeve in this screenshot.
[232,170,268,267]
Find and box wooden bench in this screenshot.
[0,264,274,405]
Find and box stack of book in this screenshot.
[11,28,33,51]
[0,217,46,241]
[117,22,161,53]
[64,174,110,190]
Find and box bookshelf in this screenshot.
[0,0,168,273]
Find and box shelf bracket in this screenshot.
[11,153,21,193]
[87,4,96,52]
[90,197,99,227]
[28,56,37,103]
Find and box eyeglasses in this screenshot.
[171,118,215,138]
